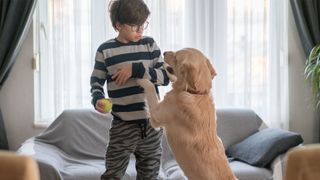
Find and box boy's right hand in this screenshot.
[112,64,132,86]
[95,98,112,113]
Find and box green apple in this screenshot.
[101,98,112,113]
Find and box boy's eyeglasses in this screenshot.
[127,21,149,32]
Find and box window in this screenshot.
[34,0,115,124]
[34,0,288,128]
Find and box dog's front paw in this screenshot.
[168,73,177,82]
[149,118,161,129]
[136,78,154,89]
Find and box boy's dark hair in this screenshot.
[109,0,150,30]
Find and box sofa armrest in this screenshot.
[270,152,287,180]
[18,139,64,180]
[0,150,40,180]
[270,145,303,180]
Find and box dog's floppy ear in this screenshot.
[180,60,212,94]
[184,62,198,90]
[206,58,217,79]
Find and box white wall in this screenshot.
[0,7,319,150]
[0,26,44,150]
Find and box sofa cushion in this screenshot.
[217,108,263,149]
[229,160,272,180]
[226,128,303,167]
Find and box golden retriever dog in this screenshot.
[137,48,237,180]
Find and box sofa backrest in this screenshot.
[35,109,112,160]
[35,108,262,159]
[216,108,263,150]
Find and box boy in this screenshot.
[90,0,170,179]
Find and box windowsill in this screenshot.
[33,122,49,129]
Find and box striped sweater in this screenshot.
[90,36,169,121]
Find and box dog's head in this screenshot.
[164,48,217,94]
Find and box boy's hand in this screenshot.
[112,64,132,86]
[95,99,112,113]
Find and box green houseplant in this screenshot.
[305,44,320,106]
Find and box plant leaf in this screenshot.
[305,44,320,107]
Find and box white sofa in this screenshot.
[18,108,302,180]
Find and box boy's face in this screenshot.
[117,22,148,43]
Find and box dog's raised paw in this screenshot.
[168,73,177,82]
[136,79,153,88]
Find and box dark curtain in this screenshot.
[290,0,320,58]
[0,0,37,149]
[291,0,320,142]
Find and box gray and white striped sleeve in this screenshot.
[90,50,107,106]
[147,41,170,86]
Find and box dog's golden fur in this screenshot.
[137,48,237,180]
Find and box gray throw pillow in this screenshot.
[226,128,303,167]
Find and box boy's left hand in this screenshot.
[112,64,132,86]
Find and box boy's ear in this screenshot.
[115,22,122,30]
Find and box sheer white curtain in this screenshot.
[145,0,288,128]
[217,0,289,128]
[35,0,114,122]
[36,0,288,128]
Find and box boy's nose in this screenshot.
[163,51,169,56]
